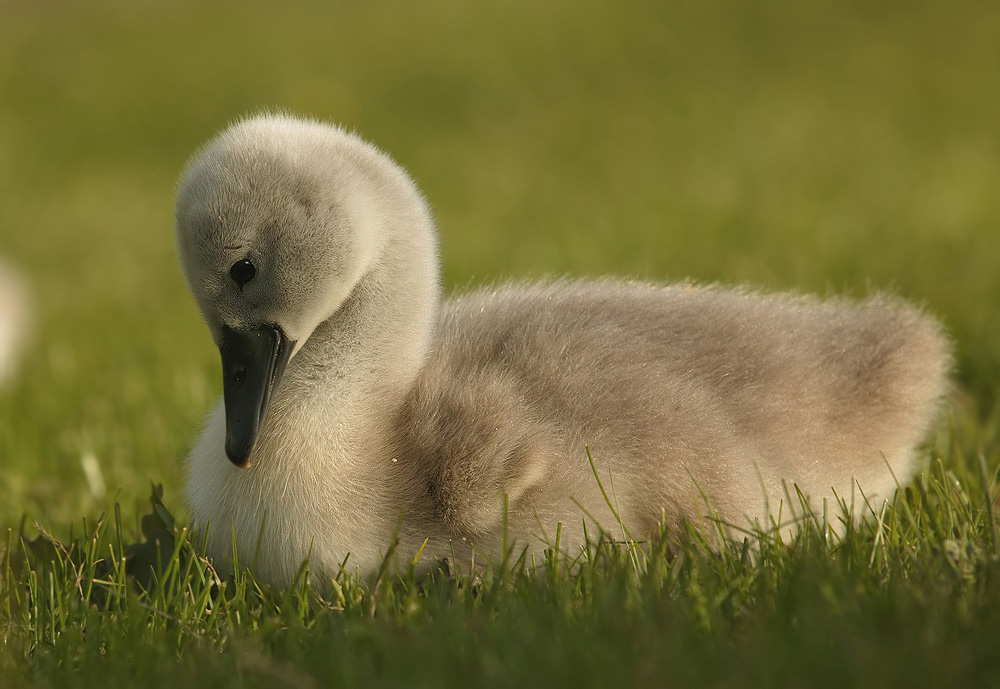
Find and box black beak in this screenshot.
[219,325,294,468]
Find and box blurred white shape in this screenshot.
[80,450,107,500]
[0,259,30,386]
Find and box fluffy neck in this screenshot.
[291,246,437,402]
[276,176,440,429]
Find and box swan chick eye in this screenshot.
[229,259,257,287]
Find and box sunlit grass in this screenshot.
[3,415,999,687]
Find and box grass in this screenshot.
[1,0,999,685]
[4,438,1000,688]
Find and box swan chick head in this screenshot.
[175,114,393,466]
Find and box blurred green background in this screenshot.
[0,0,997,527]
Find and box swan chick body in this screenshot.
[176,114,950,586]
[0,260,30,386]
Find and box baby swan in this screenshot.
[176,114,950,587]
[0,260,30,387]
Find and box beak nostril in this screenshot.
[233,367,246,385]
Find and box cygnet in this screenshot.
[175,114,950,586]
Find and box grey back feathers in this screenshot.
[176,114,950,586]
